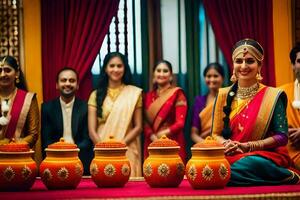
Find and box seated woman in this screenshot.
[191,63,224,143]
[144,60,187,162]
[88,52,143,177]
[0,56,39,148]
[211,38,300,185]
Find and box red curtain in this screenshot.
[203,0,275,86]
[42,0,120,101]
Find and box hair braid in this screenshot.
[221,83,238,139]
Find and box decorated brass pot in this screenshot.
[186,136,231,189]
[90,136,130,187]
[40,138,83,190]
[0,140,37,191]
[143,135,185,187]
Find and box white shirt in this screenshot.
[60,97,75,144]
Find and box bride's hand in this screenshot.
[224,140,238,155]
[224,140,246,155]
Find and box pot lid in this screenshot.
[149,135,179,148]
[47,138,78,149]
[0,138,30,152]
[95,135,126,148]
[193,135,224,148]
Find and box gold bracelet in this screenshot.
[247,141,253,152]
[248,140,264,152]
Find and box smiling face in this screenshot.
[204,68,224,92]
[233,52,261,86]
[56,69,78,99]
[153,62,172,87]
[0,64,18,89]
[105,56,125,84]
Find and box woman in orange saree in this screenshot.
[191,63,224,143]
[211,39,300,185]
[144,60,187,162]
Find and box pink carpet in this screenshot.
[0,178,300,199]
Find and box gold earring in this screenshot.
[15,76,20,83]
[230,70,237,82]
[256,72,263,82]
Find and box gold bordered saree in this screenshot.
[96,85,142,177]
[212,84,300,185]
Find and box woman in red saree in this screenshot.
[211,39,300,185]
[0,56,39,148]
[144,60,187,162]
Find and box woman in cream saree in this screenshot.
[88,52,142,177]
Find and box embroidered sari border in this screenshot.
[5,90,33,139]
[15,92,34,139]
[146,87,180,124]
[252,87,283,140]
[100,85,142,141]
[211,86,231,136]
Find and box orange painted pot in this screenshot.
[186,136,231,189]
[0,140,37,191]
[90,136,130,187]
[40,138,83,190]
[143,135,185,187]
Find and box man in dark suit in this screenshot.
[41,67,93,175]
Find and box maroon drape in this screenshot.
[203,0,275,86]
[42,0,120,101]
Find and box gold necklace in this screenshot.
[107,84,124,101]
[237,83,259,99]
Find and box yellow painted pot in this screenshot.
[90,136,130,187]
[143,135,185,187]
[0,140,37,191]
[40,138,83,190]
[186,136,231,189]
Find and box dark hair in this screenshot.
[153,60,173,73]
[232,38,264,55]
[96,52,132,117]
[0,56,27,91]
[221,83,238,139]
[232,38,264,65]
[56,67,79,83]
[203,62,225,78]
[152,60,173,90]
[289,43,300,65]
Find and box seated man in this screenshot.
[41,67,93,175]
[280,44,300,170]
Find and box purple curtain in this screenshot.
[203,0,275,86]
[42,0,120,101]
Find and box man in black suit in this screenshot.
[41,67,93,175]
